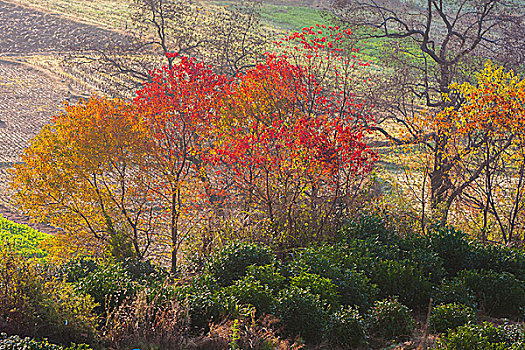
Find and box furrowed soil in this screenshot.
[0,0,129,234]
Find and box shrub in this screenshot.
[290,272,339,309]
[433,279,478,309]
[342,214,389,242]
[61,257,98,283]
[469,243,525,280]
[206,242,274,286]
[222,276,275,315]
[288,244,349,279]
[0,245,97,345]
[455,270,525,318]
[74,262,136,316]
[367,298,414,342]
[428,227,472,277]
[336,268,378,311]
[245,264,286,292]
[122,258,169,284]
[369,259,432,308]
[437,322,522,349]
[430,303,476,334]
[0,334,91,350]
[175,273,245,333]
[326,306,367,348]
[273,287,328,344]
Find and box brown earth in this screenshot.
[0,0,129,232]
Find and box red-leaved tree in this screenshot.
[134,54,229,272]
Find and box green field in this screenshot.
[0,214,49,258]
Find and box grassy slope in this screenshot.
[0,214,49,258]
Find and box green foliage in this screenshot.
[369,259,432,308]
[326,306,368,348]
[438,322,525,350]
[206,241,275,286]
[74,262,135,316]
[336,268,378,311]
[175,273,244,332]
[342,214,390,242]
[222,277,275,315]
[245,264,286,292]
[433,279,478,309]
[290,272,339,309]
[273,286,328,344]
[430,303,476,334]
[288,244,354,278]
[61,257,98,283]
[367,298,414,342]
[455,269,525,318]
[428,227,472,277]
[0,214,49,258]
[0,334,91,350]
[0,245,96,345]
[468,243,525,280]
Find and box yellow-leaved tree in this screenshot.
[11,96,160,261]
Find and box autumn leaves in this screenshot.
[12,29,377,271]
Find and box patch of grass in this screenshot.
[0,214,49,258]
[259,5,327,32]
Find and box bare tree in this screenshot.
[330,0,525,222]
[66,0,269,97]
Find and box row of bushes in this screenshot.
[2,214,525,348]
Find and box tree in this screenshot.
[12,97,158,261]
[210,28,377,245]
[435,62,525,242]
[70,0,268,96]
[134,54,229,272]
[330,0,525,221]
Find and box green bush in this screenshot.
[0,334,91,350]
[0,245,96,345]
[433,279,478,309]
[245,264,286,292]
[469,243,525,280]
[206,241,274,286]
[369,259,432,308]
[288,244,350,279]
[61,257,98,283]
[455,269,525,318]
[367,298,414,342]
[326,306,368,348]
[175,273,244,333]
[222,276,275,315]
[290,272,339,309]
[336,268,378,311]
[74,262,136,316]
[430,303,476,334]
[437,322,524,349]
[122,258,169,284]
[342,214,390,242]
[428,227,472,277]
[273,286,328,344]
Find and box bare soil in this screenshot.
[0,0,128,232]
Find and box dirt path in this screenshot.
[0,0,129,230]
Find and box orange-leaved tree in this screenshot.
[12,96,159,261]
